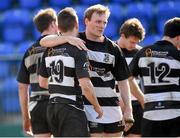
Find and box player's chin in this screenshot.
[97,32,104,37]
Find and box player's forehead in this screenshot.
[91,12,107,21]
[127,35,140,43]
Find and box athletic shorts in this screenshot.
[88,121,124,133]
[124,101,143,136]
[47,103,90,137]
[141,116,180,137]
[30,100,50,134]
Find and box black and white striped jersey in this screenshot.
[121,45,143,101]
[17,36,48,97]
[39,43,90,109]
[130,40,180,121]
[79,32,130,123]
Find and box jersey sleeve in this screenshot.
[17,52,30,84]
[129,50,141,77]
[39,50,49,78]
[74,50,90,79]
[112,47,131,81]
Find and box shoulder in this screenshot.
[136,45,154,58]
[105,37,121,50]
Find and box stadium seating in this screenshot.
[0,42,14,79]
[32,27,41,40]
[3,25,25,43]
[2,77,18,95]
[125,2,154,33]
[19,0,42,9]
[104,20,119,38]
[0,0,12,10]
[1,77,20,113]
[0,42,14,55]
[80,0,102,5]
[16,40,33,54]
[2,96,20,113]
[0,62,9,80]
[1,9,31,27]
[140,34,161,47]
[49,0,73,8]
[111,0,132,5]
[107,4,124,23]
[73,5,88,23]
[156,1,179,34]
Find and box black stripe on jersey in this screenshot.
[141,67,180,78]
[90,77,115,89]
[48,85,82,95]
[28,64,37,74]
[89,60,113,72]
[83,97,119,106]
[46,66,76,77]
[64,67,75,77]
[31,83,47,91]
[144,84,180,94]
[144,101,180,111]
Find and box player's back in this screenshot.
[42,43,89,109]
[17,36,48,97]
[130,40,180,121]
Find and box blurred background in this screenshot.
[0,0,179,136]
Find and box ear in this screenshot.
[121,33,126,38]
[75,22,79,30]
[85,18,89,26]
[51,21,56,28]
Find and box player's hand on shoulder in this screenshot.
[67,36,88,51]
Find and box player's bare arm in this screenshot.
[40,35,87,50]
[117,79,134,132]
[128,76,145,108]
[79,77,103,119]
[18,83,33,136]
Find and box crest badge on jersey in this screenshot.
[145,48,152,57]
[103,53,110,63]
[28,46,35,56]
[48,48,55,56]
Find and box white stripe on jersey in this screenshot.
[87,50,115,65]
[45,55,74,68]
[31,91,49,96]
[89,71,114,81]
[50,93,76,101]
[30,73,38,83]
[125,57,133,65]
[143,76,179,86]
[25,53,43,68]
[145,92,180,103]
[143,109,180,120]
[94,87,118,98]
[139,57,180,69]
[29,101,38,112]
[48,76,74,87]
[84,105,123,123]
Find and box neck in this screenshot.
[61,30,77,37]
[41,30,57,36]
[117,37,125,48]
[85,30,104,42]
